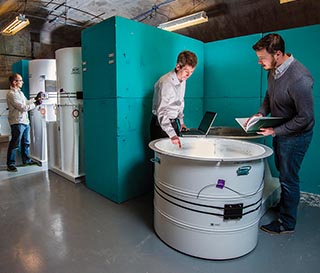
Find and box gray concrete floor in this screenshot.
[0,142,319,273]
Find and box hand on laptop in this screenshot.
[180,124,189,132]
[244,113,263,127]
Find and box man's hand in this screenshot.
[34,91,45,106]
[256,127,275,137]
[244,113,263,127]
[180,124,189,132]
[171,135,181,148]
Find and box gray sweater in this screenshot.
[259,59,314,136]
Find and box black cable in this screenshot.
[155,184,262,219]
[131,0,175,21]
[197,178,264,199]
[23,0,27,14]
[155,180,262,210]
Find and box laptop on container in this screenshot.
[181,111,217,137]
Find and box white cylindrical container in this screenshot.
[149,138,273,260]
[0,89,10,136]
[53,47,84,182]
[29,59,56,163]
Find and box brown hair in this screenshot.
[177,50,198,68]
[8,73,22,85]
[252,33,285,55]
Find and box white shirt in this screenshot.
[152,70,186,138]
[274,54,294,79]
[7,87,35,125]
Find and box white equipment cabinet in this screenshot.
[48,47,85,183]
[28,59,57,166]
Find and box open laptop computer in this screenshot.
[181,111,217,137]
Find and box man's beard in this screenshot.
[269,56,277,75]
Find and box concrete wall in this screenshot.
[0,28,70,89]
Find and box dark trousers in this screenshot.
[150,115,180,141]
[273,130,313,229]
[7,123,31,167]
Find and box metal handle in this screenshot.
[150,157,160,164]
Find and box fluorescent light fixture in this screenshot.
[1,14,30,35]
[280,0,296,3]
[158,11,208,32]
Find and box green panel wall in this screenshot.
[82,17,116,99]
[204,34,262,98]
[12,60,30,98]
[115,16,204,98]
[83,99,119,201]
[115,17,204,125]
[203,34,262,126]
[82,16,204,203]
[117,98,153,202]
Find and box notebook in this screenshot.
[181,111,217,137]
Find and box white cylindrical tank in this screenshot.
[28,59,56,163]
[0,89,10,136]
[149,137,273,260]
[52,47,84,182]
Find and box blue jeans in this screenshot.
[273,130,313,229]
[7,124,32,167]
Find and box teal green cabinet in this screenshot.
[12,60,30,98]
[82,16,204,203]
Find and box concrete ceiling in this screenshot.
[0,0,319,45]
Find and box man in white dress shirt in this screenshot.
[150,50,198,148]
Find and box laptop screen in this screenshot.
[198,111,217,134]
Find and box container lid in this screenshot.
[149,137,273,162]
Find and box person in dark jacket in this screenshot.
[249,33,314,234]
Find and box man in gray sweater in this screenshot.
[250,33,314,234]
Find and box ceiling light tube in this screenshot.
[1,14,30,35]
[279,0,296,3]
[158,11,208,32]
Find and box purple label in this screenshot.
[216,179,225,189]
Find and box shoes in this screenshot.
[7,165,18,172]
[22,160,40,167]
[260,220,294,234]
